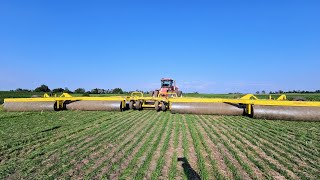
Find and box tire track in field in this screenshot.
[85,111,161,178]
[139,113,172,179]
[228,117,316,179]
[127,112,170,179]
[46,110,145,177]
[213,116,295,179]
[250,119,320,164]
[158,114,176,179]
[208,117,266,179]
[188,115,225,180]
[90,111,164,178]
[199,116,251,179]
[196,115,247,179]
[112,112,169,179]
[71,110,157,178]
[65,112,152,179]
[197,115,263,179]
[2,111,119,178]
[239,117,320,171]
[31,111,136,177]
[258,120,320,150]
[174,114,185,180]
[180,114,200,179]
[30,112,134,166]
[148,113,174,179]
[236,117,320,170]
[0,111,89,162]
[206,116,283,179]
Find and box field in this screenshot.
[0,110,319,179]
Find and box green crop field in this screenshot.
[0,110,319,179]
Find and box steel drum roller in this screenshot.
[65,101,122,111]
[253,105,320,121]
[171,102,244,115]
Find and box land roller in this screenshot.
[3,92,320,121]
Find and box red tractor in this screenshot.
[150,78,182,97]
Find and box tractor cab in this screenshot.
[150,78,182,97]
[161,79,174,88]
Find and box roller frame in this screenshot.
[3,93,320,121]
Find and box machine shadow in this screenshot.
[178,157,201,180]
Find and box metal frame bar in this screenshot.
[4,93,320,111]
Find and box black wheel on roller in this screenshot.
[161,102,167,111]
[292,97,307,101]
[155,101,160,111]
[153,90,159,98]
[136,100,142,110]
[129,101,135,110]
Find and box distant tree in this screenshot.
[34,84,50,92]
[279,90,284,94]
[261,90,266,94]
[112,88,123,94]
[256,91,260,94]
[91,88,99,94]
[74,88,86,94]
[63,87,72,93]
[52,88,64,93]
[15,88,31,92]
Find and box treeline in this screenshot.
[256,90,320,94]
[12,84,131,94]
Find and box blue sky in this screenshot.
[0,0,319,93]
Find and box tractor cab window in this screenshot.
[161,80,173,87]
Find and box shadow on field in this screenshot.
[178,157,201,180]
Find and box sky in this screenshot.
[0,0,319,93]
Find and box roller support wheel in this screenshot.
[155,101,160,111]
[136,100,142,110]
[161,102,167,111]
[129,101,134,110]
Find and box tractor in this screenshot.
[150,78,182,97]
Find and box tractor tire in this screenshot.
[129,101,134,110]
[161,102,167,111]
[155,101,160,111]
[136,100,142,110]
[153,90,159,98]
